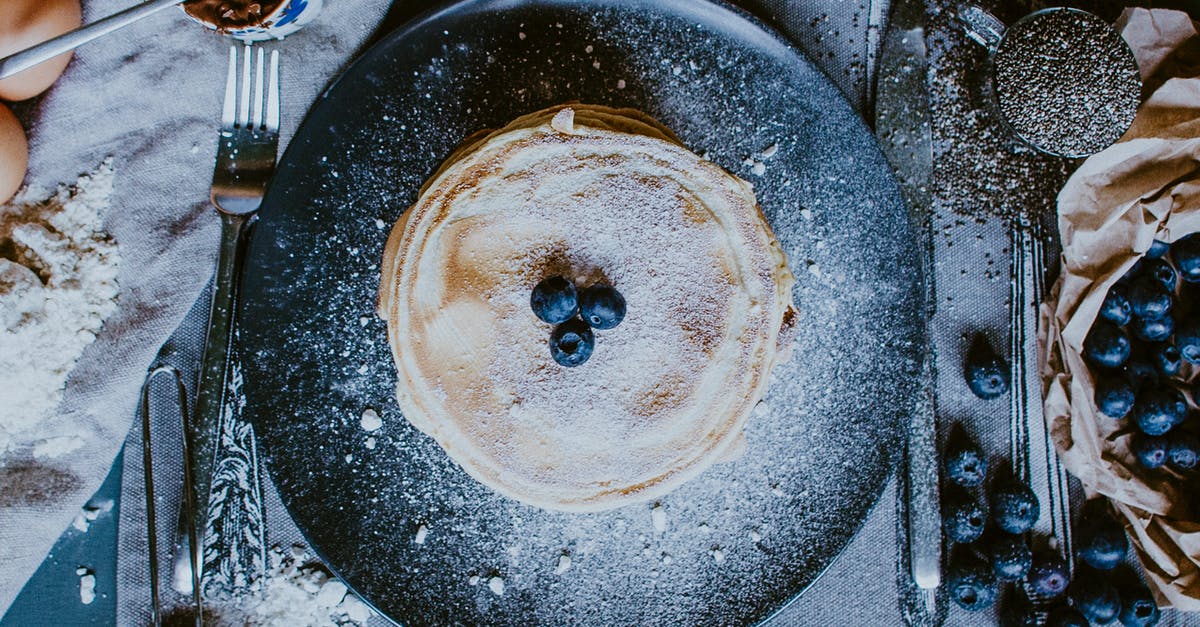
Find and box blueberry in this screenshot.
[942,485,987,544]
[1028,551,1071,600]
[1070,567,1121,624]
[531,276,578,324]
[1075,500,1128,570]
[1146,239,1170,259]
[1134,387,1188,436]
[1046,605,1089,627]
[549,319,594,367]
[1118,582,1161,627]
[1128,278,1173,319]
[1125,346,1159,388]
[1141,258,1178,292]
[1085,322,1132,368]
[1177,318,1200,363]
[1132,314,1174,343]
[1096,374,1136,419]
[946,550,997,611]
[1171,232,1200,282]
[1152,344,1182,378]
[990,477,1039,534]
[1100,284,1133,326]
[943,426,988,487]
[964,333,1010,400]
[1131,432,1169,469]
[578,284,626,330]
[1167,430,1200,471]
[985,532,1032,581]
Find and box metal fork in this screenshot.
[174,44,280,614]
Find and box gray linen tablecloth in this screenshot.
[0,0,391,618]
[5,0,1197,625]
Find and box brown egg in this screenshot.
[0,0,82,101]
[0,103,27,203]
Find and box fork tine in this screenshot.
[265,50,279,133]
[238,44,252,128]
[221,46,237,128]
[251,47,265,129]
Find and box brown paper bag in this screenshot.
[1039,20,1200,606]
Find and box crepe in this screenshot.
[378,104,797,512]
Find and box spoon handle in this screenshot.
[0,0,183,81]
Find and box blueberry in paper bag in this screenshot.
[1128,277,1173,319]
[946,549,997,611]
[1152,343,1182,377]
[943,424,988,487]
[1069,567,1121,624]
[1141,258,1178,292]
[1171,232,1200,282]
[1028,550,1071,599]
[985,531,1031,581]
[1177,318,1200,363]
[942,484,987,544]
[1100,283,1133,326]
[1118,259,1144,285]
[1084,321,1131,368]
[1046,605,1089,627]
[990,476,1039,534]
[964,333,1010,400]
[1118,581,1161,627]
[1146,239,1170,259]
[531,276,578,324]
[1075,499,1128,570]
[1134,386,1187,436]
[1131,432,1169,469]
[1096,374,1135,419]
[1124,350,1158,390]
[1132,314,1174,343]
[1167,430,1200,471]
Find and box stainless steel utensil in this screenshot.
[0,0,183,82]
[139,364,200,627]
[176,43,280,605]
[873,0,943,622]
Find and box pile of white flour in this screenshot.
[206,545,374,626]
[0,161,120,462]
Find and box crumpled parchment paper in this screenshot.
[1040,8,1200,610]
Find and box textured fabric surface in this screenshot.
[0,0,390,619]
[14,0,1194,625]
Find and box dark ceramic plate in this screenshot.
[240,0,925,624]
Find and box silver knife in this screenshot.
[872,0,943,620]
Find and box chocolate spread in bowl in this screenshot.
[183,0,288,29]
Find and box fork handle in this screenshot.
[182,211,259,593]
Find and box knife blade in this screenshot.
[872,0,941,603]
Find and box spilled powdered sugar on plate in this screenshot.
[0,161,119,463]
[240,1,925,625]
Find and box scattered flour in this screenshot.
[651,503,667,532]
[0,161,119,463]
[359,408,382,431]
[488,576,505,596]
[77,568,96,605]
[207,545,374,626]
[554,554,571,575]
[415,524,428,545]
